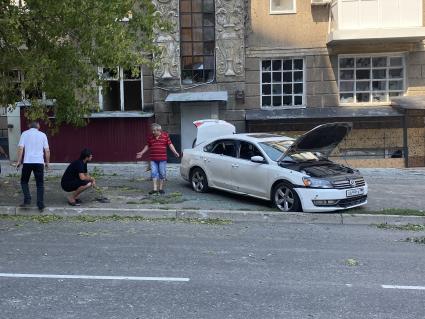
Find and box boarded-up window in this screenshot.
[261,58,304,108]
[338,55,405,104]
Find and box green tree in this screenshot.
[0,0,164,129]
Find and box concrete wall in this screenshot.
[142,65,154,111]
[6,107,21,161]
[248,0,425,49]
[248,0,329,50]
[407,46,425,96]
[153,81,247,135]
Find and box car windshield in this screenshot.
[259,140,321,162]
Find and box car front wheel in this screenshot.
[272,182,301,212]
[190,168,209,193]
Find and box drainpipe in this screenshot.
[403,110,409,168]
[140,66,144,112]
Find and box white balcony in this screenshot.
[328,0,425,44]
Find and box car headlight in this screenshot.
[302,177,333,188]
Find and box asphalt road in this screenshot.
[1,219,425,319]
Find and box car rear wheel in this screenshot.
[190,168,209,193]
[272,182,301,212]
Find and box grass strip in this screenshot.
[375,223,425,231]
[0,214,231,225]
[345,208,425,216]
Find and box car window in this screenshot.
[259,140,320,162]
[206,140,237,158]
[239,141,263,160]
[211,142,225,154]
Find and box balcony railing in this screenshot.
[328,0,425,43]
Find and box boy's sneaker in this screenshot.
[158,190,165,195]
[148,190,158,195]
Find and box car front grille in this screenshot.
[337,195,368,208]
[332,177,366,189]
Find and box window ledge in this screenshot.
[89,111,154,118]
[246,106,403,121]
[339,102,392,107]
[269,11,297,14]
[261,106,306,110]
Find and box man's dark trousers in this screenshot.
[21,163,44,209]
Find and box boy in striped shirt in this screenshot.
[136,123,180,195]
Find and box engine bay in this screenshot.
[280,160,356,178]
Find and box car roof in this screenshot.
[209,133,294,143]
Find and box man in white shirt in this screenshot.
[16,121,50,211]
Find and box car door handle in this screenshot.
[232,164,239,168]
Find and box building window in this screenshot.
[7,70,24,101]
[5,70,49,103]
[270,0,296,14]
[180,0,215,84]
[338,55,405,104]
[99,67,143,111]
[261,58,304,107]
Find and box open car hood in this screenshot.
[278,122,352,161]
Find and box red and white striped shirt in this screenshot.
[147,132,172,161]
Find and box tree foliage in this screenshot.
[0,0,165,129]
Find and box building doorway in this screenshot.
[180,102,219,151]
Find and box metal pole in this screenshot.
[403,112,409,168]
[140,66,144,112]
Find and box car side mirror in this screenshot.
[251,156,265,163]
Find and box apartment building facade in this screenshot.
[148,0,425,167]
[8,0,425,165]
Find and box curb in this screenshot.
[1,206,424,225]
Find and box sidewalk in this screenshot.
[1,161,424,224]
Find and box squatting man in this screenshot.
[61,148,96,206]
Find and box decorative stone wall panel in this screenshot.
[215,0,245,80]
[152,0,180,80]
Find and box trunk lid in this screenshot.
[193,119,236,147]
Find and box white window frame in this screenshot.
[338,53,406,106]
[260,57,306,109]
[269,0,296,14]
[98,66,144,112]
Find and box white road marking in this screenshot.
[382,285,425,290]
[345,284,353,287]
[0,273,189,282]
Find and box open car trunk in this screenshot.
[192,119,236,147]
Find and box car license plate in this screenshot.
[346,187,364,197]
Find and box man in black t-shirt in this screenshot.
[61,148,95,206]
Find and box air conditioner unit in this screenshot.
[311,0,331,5]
